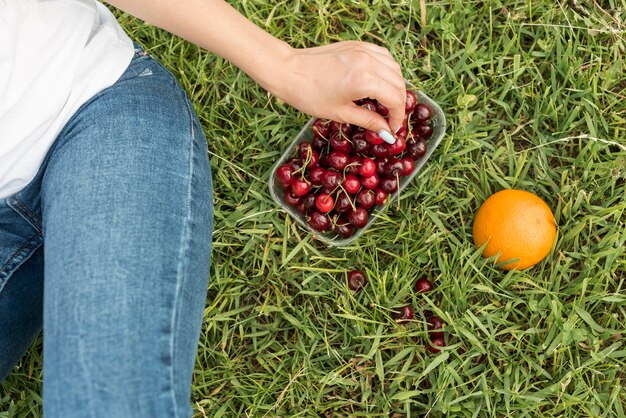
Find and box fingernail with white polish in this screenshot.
[378,129,396,144]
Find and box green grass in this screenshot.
[2,0,625,417]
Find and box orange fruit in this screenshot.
[472,189,557,270]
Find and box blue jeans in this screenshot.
[0,45,213,417]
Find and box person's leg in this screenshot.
[0,205,44,381]
[40,48,213,418]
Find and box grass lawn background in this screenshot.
[2,0,625,416]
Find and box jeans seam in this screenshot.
[12,197,42,234]
[0,235,41,289]
[168,93,196,418]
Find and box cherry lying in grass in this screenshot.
[347,270,367,292]
[274,91,434,240]
[393,305,414,323]
[415,277,433,293]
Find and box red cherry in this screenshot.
[330,121,352,137]
[379,176,398,194]
[334,192,353,214]
[276,163,294,186]
[347,269,367,291]
[376,157,389,175]
[393,305,414,323]
[348,207,369,228]
[405,90,417,112]
[374,188,388,205]
[302,193,316,211]
[343,174,361,195]
[406,137,427,160]
[415,277,433,293]
[375,101,389,117]
[414,123,433,139]
[284,190,303,206]
[311,135,327,152]
[291,178,311,196]
[308,166,325,186]
[321,169,341,189]
[385,158,405,177]
[427,315,444,339]
[329,132,352,153]
[370,144,389,159]
[401,156,414,176]
[308,211,330,231]
[332,216,356,238]
[360,173,379,190]
[355,189,375,209]
[414,103,432,122]
[386,136,406,156]
[328,151,350,171]
[365,130,384,145]
[352,133,370,154]
[298,142,318,168]
[427,336,446,353]
[346,156,360,175]
[358,157,376,177]
[312,118,331,138]
[315,193,334,213]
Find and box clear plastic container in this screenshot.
[269,86,447,246]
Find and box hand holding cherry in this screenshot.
[272,41,407,134]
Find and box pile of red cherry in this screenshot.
[274,90,434,239]
[348,270,446,353]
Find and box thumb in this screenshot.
[341,104,392,134]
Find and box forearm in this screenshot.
[105,0,292,95]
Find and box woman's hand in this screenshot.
[270,41,406,135]
[106,0,406,134]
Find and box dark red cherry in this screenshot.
[328,151,350,171]
[386,136,406,156]
[406,137,427,160]
[335,192,353,214]
[374,188,388,205]
[347,269,367,291]
[346,156,360,175]
[360,100,377,112]
[405,90,417,112]
[276,163,294,186]
[414,123,433,139]
[329,132,352,153]
[291,178,311,196]
[309,211,330,232]
[332,216,356,238]
[321,169,341,189]
[358,157,376,177]
[312,118,331,138]
[308,166,325,186]
[352,133,369,154]
[302,193,316,210]
[401,156,414,176]
[284,190,303,206]
[365,130,384,145]
[355,189,375,209]
[370,144,389,159]
[385,158,405,177]
[311,135,327,152]
[414,103,431,122]
[376,101,389,117]
[379,176,398,194]
[415,277,433,293]
[393,305,414,323]
[427,315,444,339]
[427,336,445,353]
[360,173,379,190]
[348,207,369,228]
[343,174,361,195]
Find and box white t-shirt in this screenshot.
[0,0,134,199]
